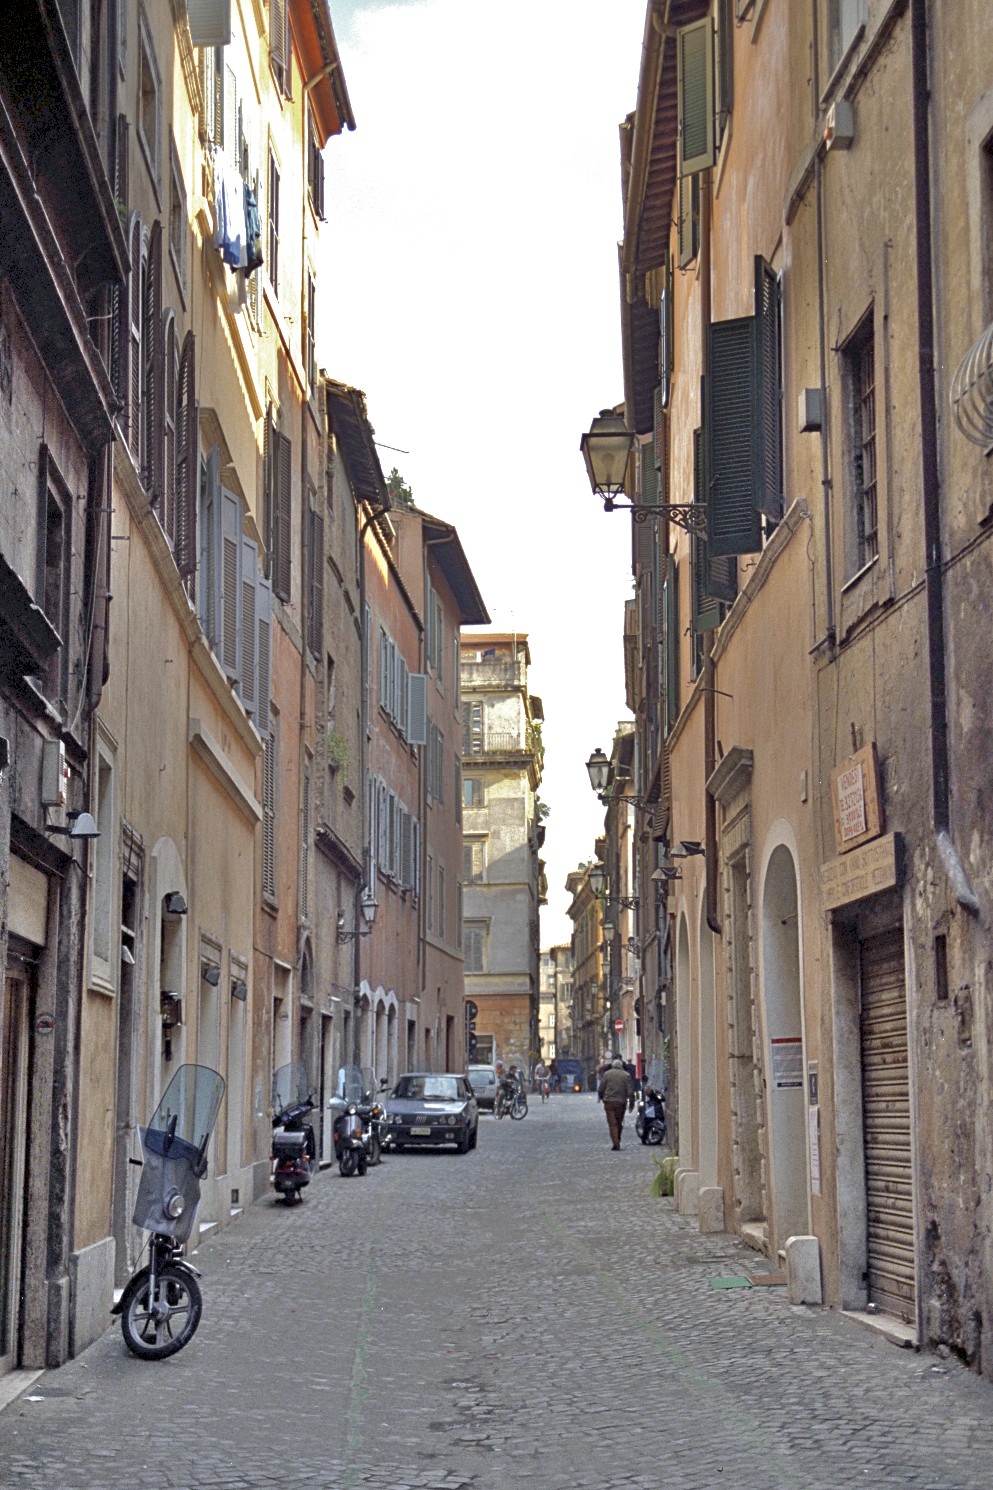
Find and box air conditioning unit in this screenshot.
[824,99,854,152]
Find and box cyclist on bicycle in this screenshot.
[533,1059,550,1101]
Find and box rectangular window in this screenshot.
[438,867,445,940]
[169,136,187,294]
[137,11,161,183]
[848,315,879,574]
[455,760,462,825]
[270,0,291,96]
[829,0,865,74]
[307,109,325,219]
[305,271,317,391]
[456,882,463,950]
[38,447,71,708]
[91,745,115,977]
[426,854,434,931]
[463,776,483,808]
[262,712,278,902]
[463,838,486,884]
[268,149,280,296]
[307,500,324,656]
[463,700,483,755]
[464,925,485,974]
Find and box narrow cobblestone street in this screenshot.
[2,1097,992,1490]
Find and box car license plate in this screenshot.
[410,1126,431,1136]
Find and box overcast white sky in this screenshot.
[320,0,645,945]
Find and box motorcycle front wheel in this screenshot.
[510,1096,528,1120]
[339,1150,357,1177]
[121,1265,202,1360]
[647,1122,666,1146]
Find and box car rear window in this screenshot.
[394,1076,460,1101]
[469,1067,495,1084]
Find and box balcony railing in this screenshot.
[463,727,541,757]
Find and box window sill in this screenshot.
[839,552,891,640]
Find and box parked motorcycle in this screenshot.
[112,1063,224,1359]
[330,1066,383,1176]
[271,1062,318,1203]
[635,1085,667,1146]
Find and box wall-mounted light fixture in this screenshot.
[336,890,378,943]
[164,892,188,915]
[160,991,183,1027]
[201,963,221,986]
[121,944,136,966]
[580,408,707,535]
[231,979,248,1001]
[585,749,647,808]
[45,810,101,841]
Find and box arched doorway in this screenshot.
[761,843,808,1251]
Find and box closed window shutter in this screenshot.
[262,405,272,575]
[692,427,724,632]
[716,0,734,135]
[111,118,129,416]
[175,332,198,579]
[705,317,763,556]
[398,656,409,736]
[407,673,428,746]
[300,767,311,917]
[455,760,462,824]
[262,722,277,901]
[367,773,377,886]
[412,817,421,898]
[435,597,444,685]
[220,486,243,680]
[362,602,371,736]
[163,316,177,540]
[401,809,413,887]
[677,170,698,270]
[436,731,444,804]
[240,534,258,714]
[128,215,142,456]
[754,254,784,521]
[677,18,715,175]
[270,0,286,69]
[272,428,292,601]
[187,0,231,46]
[199,46,215,146]
[204,444,222,646]
[144,221,164,502]
[223,64,239,158]
[308,507,324,655]
[256,576,272,740]
[663,555,680,734]
[659,263,673,409]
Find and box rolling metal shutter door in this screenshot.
[860,929,915,1322]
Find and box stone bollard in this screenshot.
[785,1235,823,1305]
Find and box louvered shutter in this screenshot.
[407,673,428,746]
[663,556,680,734]
[128,214,142,455]
[754,255,783,521]
[163,316,177,541]
[367,773,377,886]
[223,64,238,158]
[256,575,272,740]
[677,18,715,175]
[187,0,231,47]
[398,656,409,737]
[203,445,222,645]
[199,46,215,146]
[308,507,324,656]
[677,171,695,270]
[659,268,673,409]
[716,0,734,131]
[220,486,242,681]
[262,722,277,899]
[270,0,286,69]
[240,535,258,714]
[706,317,763,557]
[144,222,164,502]
[692,429,721,633]
[401,809,413,887]
[111,117,129,417]
[176,333,198,579]
[212,51,224,148]
[272,428,292,601]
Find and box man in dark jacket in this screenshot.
[597,1058,635,1150]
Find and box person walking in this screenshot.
[597,1057,634,1150]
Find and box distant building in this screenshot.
[460,634,544,1070]
[539,945,574,1061]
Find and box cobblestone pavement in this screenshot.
[3,1095,993,1489]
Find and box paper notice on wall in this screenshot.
[808,1105,822,1196]
[770,1036,803,1089]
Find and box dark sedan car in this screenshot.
[382,1073,479,1154]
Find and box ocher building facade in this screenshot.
[614,0,993,1373]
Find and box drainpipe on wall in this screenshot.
[699,168,721,936]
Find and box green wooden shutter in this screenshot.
[754,255,784,521]
[659,256,673,408]
[273,428,292,601]
[677,170,699,271]
[204,444,222,648]
[692,429,721,633]
[678,19,715,175]
[662,556,680,735]
[715,0,735,138]
[220,486,243,681]
[706,317,763,556]
[240,534,258,715]
[641,440,658,506]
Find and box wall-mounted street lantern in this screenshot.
[580,408,708,535]
[45,809,100,841]
[585,748,646,809]
[336,889,379,943]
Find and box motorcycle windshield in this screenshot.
[143,1063,225,1155]
[336,1065,367,1102]
[272,1062,309,1111]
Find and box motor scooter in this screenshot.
[635,1084,667,1145]
[111,1063,225,1359]
[330,1065,383,1176]
[271,1062,318,1203]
